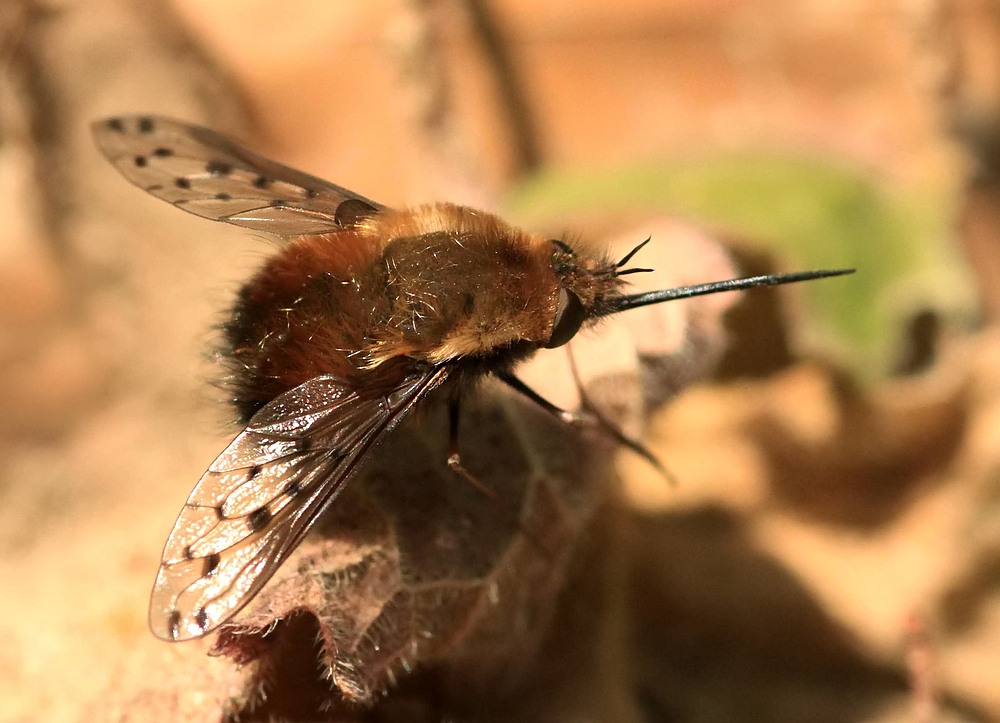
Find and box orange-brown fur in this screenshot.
[223,203,594,421]
[359,204,560,365]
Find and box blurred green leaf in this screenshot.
[506,153,973,378]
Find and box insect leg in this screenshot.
[496,370,676,486]
[494,371,579,425]
[446,394,557,561]
[446,396,499,500]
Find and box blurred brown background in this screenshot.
[3,0,1000,720]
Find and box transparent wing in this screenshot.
[92,115,386,235]
[150,367,451,642]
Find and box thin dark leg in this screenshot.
[495,371,582,425]
[496,369,675,485]
[564,350,676,485]
[577,395,675,484]
[447,394,554,560]
[446,396,499,499]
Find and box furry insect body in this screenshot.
[224,202,622,421]
[92,114,852,641]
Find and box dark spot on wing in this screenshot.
[106,118,125,132]
[193,607,209,632]
[302,188,318,198]
[206,160,232,176]
[252,175,271,189]
[296,437,312,453]
[134,156,147,168]
[269,199,286,207]
[175,177,191,190]
[153,147,173,157]
[215,192,232,201]
[247,506,272,532]
[146,184,162,192]
[203,553,221,577]
[247,464,261,479]
[138,117,155,133]
[168,610,181,641]
[285,480,303,498]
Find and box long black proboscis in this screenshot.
[601,267,855,317]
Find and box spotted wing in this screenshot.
[92,115,385,236]
[150,367,450,642]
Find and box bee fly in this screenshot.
[92,115,853,641]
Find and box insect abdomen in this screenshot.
[223,230,384,421]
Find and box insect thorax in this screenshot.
[363,209,563,366]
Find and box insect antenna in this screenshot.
[615,236,652,269]
[605,236,656,277]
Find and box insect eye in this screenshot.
[546,287,585,348]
